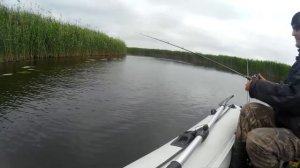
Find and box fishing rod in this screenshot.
[140,34,251,80]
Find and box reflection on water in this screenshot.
[0,56,246,168]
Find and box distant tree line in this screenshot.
[127,47,290,82]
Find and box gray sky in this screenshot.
[4,0,300,65]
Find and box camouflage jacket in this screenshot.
[249,56,300,137]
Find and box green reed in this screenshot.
[127,47,291,82]
[0,4,126,62]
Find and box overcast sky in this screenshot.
[3,0,300,65]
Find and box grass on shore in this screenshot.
[0,4,126,62]
[127,47,290,81]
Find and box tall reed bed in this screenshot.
[127,47,290,82]
[0,4,126,62]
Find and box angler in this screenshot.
[229,11,300,168]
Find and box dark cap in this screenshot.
[291,12,300,26]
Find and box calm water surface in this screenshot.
[0,55,247,168]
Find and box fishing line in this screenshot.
[140,34,251,80]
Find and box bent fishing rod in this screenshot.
[140,34,251,80]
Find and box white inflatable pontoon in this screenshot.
[125,95,240,168]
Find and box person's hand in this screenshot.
[245,73,265,91]
[257,73,266,80]
[245,79,252,91]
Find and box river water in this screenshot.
[0,55,247,168]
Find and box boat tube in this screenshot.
[125,96,240,168]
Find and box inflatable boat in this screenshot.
[125,95,240,168]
